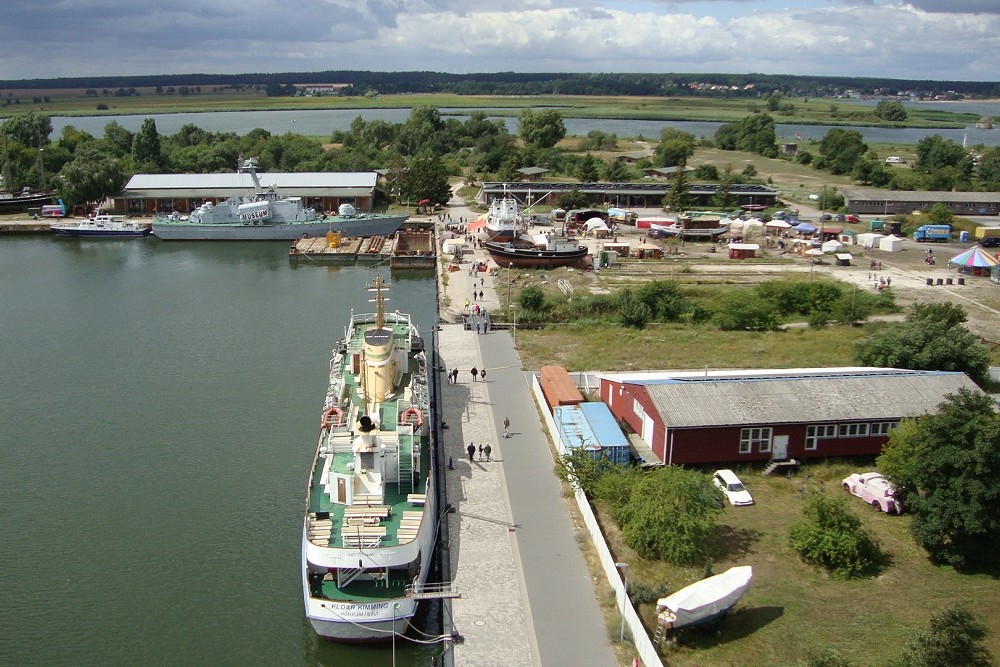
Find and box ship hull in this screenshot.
[0,192,53,212]
[485,241,588,268]
[52,227,150,238]
[152,215,407,241]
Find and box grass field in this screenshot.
[597,461,1000,666]
[1,90,974,129]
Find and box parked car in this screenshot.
[834,214,846,222]
[842,472,902,513]
[980,236,1000,248]
[845,215,861,224]
[820,214,833,221]
[713,469,754,506]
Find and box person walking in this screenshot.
[470,366,478,382]
[478,444,484,461]
[484,443,492,461]
[503,416,510,438]
[480,368,487,382]
[467,442,476,462]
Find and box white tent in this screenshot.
[765,220,792,229]
[856,233,885,250]
[584,218,610,232]
[879,234,904,252]
[822,239,844,253]
[441,239,466,255]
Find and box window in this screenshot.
[805,424,837,450]
[633,399,645,422]
[740,427,772,454]
[870,421,899,436]
[838,423,869,438]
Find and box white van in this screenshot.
[885,156,906,164]
[712,469,755,506]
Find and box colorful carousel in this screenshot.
[947,246,1000,278]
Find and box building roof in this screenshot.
[517,167,550,176]
[843,189,1000,204]
[476,181,779,203]
[123,172,378,199]
[602,368,983,428]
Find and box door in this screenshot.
[337,476,347,503]
[772,435,789,460]
[641,414,654,445]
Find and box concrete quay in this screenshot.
[435,219,617,666]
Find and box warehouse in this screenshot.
[842,189,1000,216]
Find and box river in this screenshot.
[0,237,441,666]
[41,103,1000,146]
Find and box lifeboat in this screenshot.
[322,406,344,429]
[399,406,423,428]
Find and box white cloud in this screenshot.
[0,1,997,80]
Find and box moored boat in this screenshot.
[485,233,589,269]
[659,214,730,239]
[151,159,406,241]
[51,214,151,238]
[483,196,524,242]
[302,277,441,641]
[655,565,753,634]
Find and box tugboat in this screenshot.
[301,277,445,641]
[485,232,589,269]
[51,214,151,238]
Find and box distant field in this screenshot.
[0,90,973,129]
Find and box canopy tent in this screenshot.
[856,232,884,249]
[796,223,817,234]
[879,235,904,252]
[467,217,487,232]
[584,218,610,232]
[765,220,792,229]
[804,248,825,257]
[822,239,845,253]
[948,246,1000,268]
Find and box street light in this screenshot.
[614,562,629,643]
[507,262,513,311]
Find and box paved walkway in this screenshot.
[436,203,617,666]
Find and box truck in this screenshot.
[974,226,1000,240]
[913,224,951,242]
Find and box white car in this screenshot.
[842,472,903,514]
[713,469,754,506]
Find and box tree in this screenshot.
[713,291,779,331]
[924,202,955,226]
[616,288,652,329]
[0,111,52,147]
[102,121,134,158]
[875,100,908,122]
[853,303,990,387]
[575,153,600,182]
[613,466,724,564]
[401,154,450,204]
[788,492,884,578]
[655,128,696,167]
[517,286,545,312]
[877,389,1000,569]
[132,118,164,172]
[518,109,566,149]
[712,164,737,209]
[57,146,128,206]
[818,129,867,175]
[663,166,693,212]
[916,135,970,174]
[897,606,993,667]
[976,146,1000,190]
[601,159,630,182]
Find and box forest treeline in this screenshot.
[2,71,999,99]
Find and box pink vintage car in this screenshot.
[842,472,903,514]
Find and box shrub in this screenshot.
[896,606,993,667]
[788,492,884,578]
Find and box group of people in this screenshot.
[444,366,488,383]
[467,441,493,462]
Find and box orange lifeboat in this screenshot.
[322,406,344,429]
[399,407,423,428]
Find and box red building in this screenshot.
[599,368,983,466]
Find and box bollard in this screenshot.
[925,278,933,286]
[936,278,943,285]
[958,277,965,286]
[946,278,953,285]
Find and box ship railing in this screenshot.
[405,581,461,600]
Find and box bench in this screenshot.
[406,493,427,506]
[344,516,381,527]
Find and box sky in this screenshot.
[1,0,998,83]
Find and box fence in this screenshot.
[530,374,664,667]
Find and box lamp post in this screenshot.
[507,262,513,312]
[614,562,629,642]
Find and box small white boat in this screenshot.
[656,565,752,632]
[51,214,150,238]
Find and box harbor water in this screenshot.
[0,238,441,666]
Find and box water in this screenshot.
[41,105,1000,146]
[0,238,440,666]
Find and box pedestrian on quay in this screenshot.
[467,442,476,462]
[453,369,459,384]
[471,366,478,382]
[478,443,484,461]
[478,290,484,300]
[480,368,487,382]
[503,417,510,438]
[484,443,492,461]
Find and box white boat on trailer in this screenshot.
[655,565,753,635]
